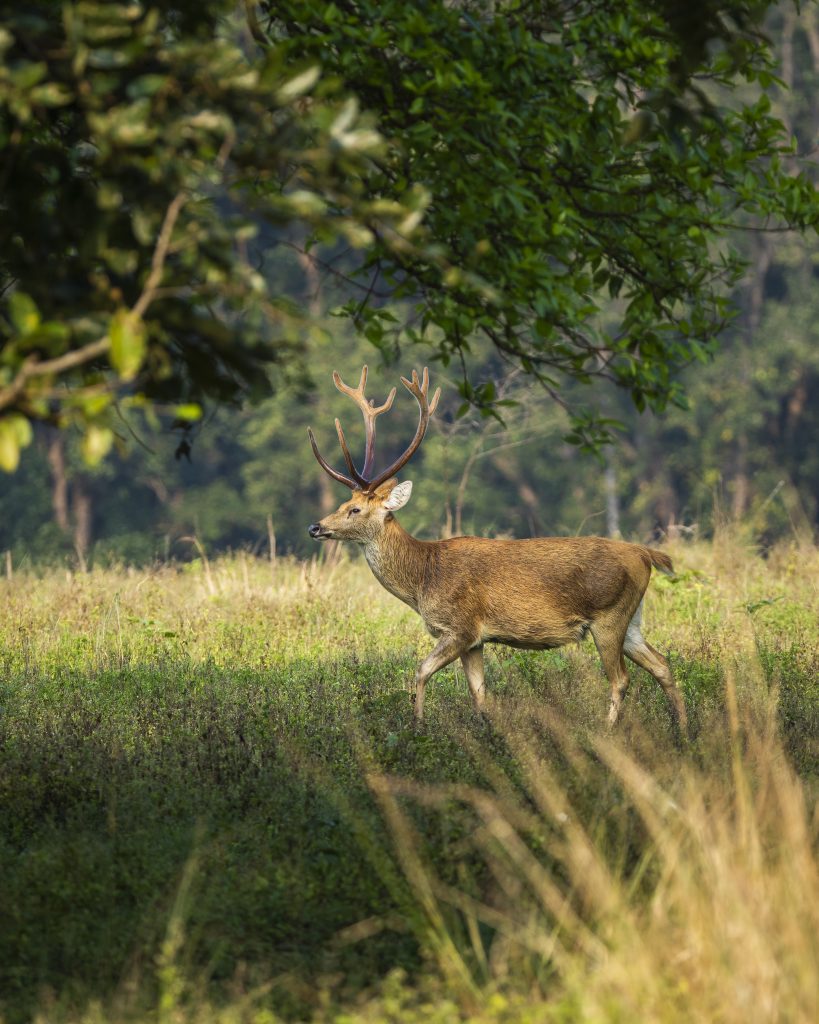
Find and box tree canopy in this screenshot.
[266,0,819,434]
[1,0,817,470]
[0,1,428,469]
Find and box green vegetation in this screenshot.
[1,539,816,1022]
[267,0,819,435]
[0,0,431,462]
[2,5,818,1019]
[2,1,819,459]
[2,2,819,563]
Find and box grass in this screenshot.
[0,537,817,1023]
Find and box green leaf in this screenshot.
[7,293,40,335]
[744,596,784,615]
[0,415,32,473]
[81,425,115,466]
[173,404,202,422]
[0,424,20,473]
[29,82,73,107]
[276,66,320,104]
[109,309,147,380]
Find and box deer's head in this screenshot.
[308,479,413,543]
[307,366,439,544]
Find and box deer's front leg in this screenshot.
[412,635,467,722]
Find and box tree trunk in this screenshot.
[72,477,92,569]
[454,442,483,537]
[732,433,750,521]
[317,471,336,516]
[733,237,771,519]
[604,449,621,539]
[490,453,542,536]
[296,247,322,316]
[46,432,70,532]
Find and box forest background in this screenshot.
[2,7,819,1022]
[1,1,818,566]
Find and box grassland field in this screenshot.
[0,536,817,1023]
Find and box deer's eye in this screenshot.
[348,507,361,516]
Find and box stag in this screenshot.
[308,366,687,735]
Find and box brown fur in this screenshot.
[310,480,687,735]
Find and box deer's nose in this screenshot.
[308,523,322,538]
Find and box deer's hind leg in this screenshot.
[623,602,688,736]
[461,646,486,713]
[589,617,631,727]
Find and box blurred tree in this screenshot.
[3,0,819,475]
[602,2,819,538]
[0,1,429,469]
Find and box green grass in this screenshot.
[0,541,817,1023]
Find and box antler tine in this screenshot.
[332,367,365,400]
[310,366,438,491]
[307,427,358,490]
[401,366,441,414]
[372,386,397,415]
[332,365,396,481]
[334,418,367,486]
[366,367,440,491]
[332,365,396,414]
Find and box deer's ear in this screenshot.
[383,480,412,511]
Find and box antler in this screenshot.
[366,367,440,491]
[308,365,440,492]
[307,425,358,490]
[332,366,396,481]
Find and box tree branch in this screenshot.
[0,190,188,415]
[131,191,187,320]
[0,339,110,413]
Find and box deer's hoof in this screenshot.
[473,711,491,735]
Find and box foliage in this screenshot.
[599,2,819,534]
[264,0,819,444]
[0,541,816,1022]
[2,1,819,470]
[0,312,814,567]
[2,1,817,560]
[0,1,428,468]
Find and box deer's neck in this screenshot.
[364,517,430,611]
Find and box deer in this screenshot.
[307,366,688,736]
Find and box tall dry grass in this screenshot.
[332,535,817,1022]
[43,689,817,1024]
[4,537,817,1024]
[369,681,819,1024]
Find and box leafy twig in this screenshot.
[0,190,187,414]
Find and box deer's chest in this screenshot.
[364,544,418,611]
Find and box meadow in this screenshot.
[0,536,817,1023]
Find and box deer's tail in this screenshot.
[646,547,674,576]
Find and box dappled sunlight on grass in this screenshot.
[0,540,816,1022]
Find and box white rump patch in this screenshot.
[624,600,646,656]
